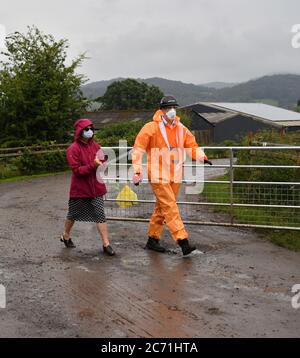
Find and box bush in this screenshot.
[234,130,300,206]
[0,136,35,148]
[0,160,21,179]
[205,139,240,159]
[16,149,68,175]
[96,121,147,147]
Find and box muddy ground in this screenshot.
[0,172,299,338]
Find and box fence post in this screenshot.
[229,148,234,224]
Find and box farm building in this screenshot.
[181,102,300,144]
[84,110,153,130]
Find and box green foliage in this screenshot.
[254,98,279,106]
[0,136,33,148]
[0,159,20,179]
[95,120,147,146]
[15,149,68,175]
[236,130,300,183]
[0,26,89,146]
[177,110,191,128]
[200,130,300,250]
[201,176,300,251]
[260,230,300,251]
[243,129,300,146]
[232,131,300,209]
[205,139,240,159]
[99,79,164,110]
[294,98,300,112]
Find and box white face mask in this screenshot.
[82,129,94,139]
[166,108,176,120]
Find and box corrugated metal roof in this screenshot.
[274,120,300,127]
[197,112,237,124]
[85,110,152,128]
[210,103,300,122]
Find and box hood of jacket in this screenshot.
[74,118,94,142]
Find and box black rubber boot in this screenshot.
[146,237,166,253]
[103,245,115,256]
[178,239,196,256]
[60,235,76,248]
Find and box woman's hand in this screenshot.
[94,158,103,168]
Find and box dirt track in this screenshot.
[0,173,299,337]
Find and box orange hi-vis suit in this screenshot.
[132,110,207,242]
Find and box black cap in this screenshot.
[159,95,179,109]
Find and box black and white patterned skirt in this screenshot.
[67,196,106,223]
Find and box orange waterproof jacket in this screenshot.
[132,110,207,183]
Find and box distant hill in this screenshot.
[82,78,124,99]
[143,77,215,106]
[82,74,300,109]
[211,74,300,108]
[82,77,215,105]
[199,81,238,89]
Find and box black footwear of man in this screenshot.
[103,245,115,256]
[146,237,166,253]
[178,239,196,256]
[60,235,76,248]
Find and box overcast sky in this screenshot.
[1,0,300,84]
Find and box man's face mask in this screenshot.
[166,108,176,120]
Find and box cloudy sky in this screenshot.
[1,0,300,84]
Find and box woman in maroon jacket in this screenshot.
[61,118,115,256]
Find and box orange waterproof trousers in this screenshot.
[148,182,188,241]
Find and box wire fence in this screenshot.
[1,144,299,230]
[101,146,300,231]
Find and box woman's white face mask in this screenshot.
[82,129,94,139]
[166,108,176,120]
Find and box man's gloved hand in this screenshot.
[204,159,212,165]
[132,173,143,186]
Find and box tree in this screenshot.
[100,78,164,110]
[0,26,88,146]
[294,98,300,113]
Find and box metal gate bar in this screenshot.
[102,146,300,231]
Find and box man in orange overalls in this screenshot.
[132,96,211,256]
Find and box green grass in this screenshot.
[0,170,70,183]
[256,229,300,251]
[0,162,20,179]
[201,175,300,251]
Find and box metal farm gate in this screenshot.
[102,146,300,231]
[1,144,299,231]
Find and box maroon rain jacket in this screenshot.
[66,119,107,198]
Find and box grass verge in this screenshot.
[0,170,70,183]
[201,175,300,251]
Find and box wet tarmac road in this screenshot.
[0,173,299,337]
